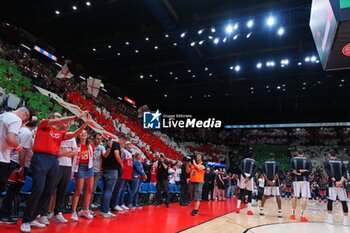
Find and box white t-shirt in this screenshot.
[175,168,181,182]
[168,168,176,184]
[10,127,34,168]
[7,93,21,109]
[0,112,22,163]
[93,144,106,172]
[58,138,78,167]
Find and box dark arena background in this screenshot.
[0,0,349,233]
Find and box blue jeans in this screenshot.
[101,170,118,213]
[22,153,59,223]
[127,178,141,206]
[115,179,130,206]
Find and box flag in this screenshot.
[137,105,150,119]
[56,63,74,79]
[87,77,101,97]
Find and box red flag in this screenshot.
[56,63,73,79]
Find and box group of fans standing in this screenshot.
[0,107,350,233]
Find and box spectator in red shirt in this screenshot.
[20,112,90,233]
[71,130,95,222]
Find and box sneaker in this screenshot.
[20,223,31,233]
[77,210,83,217]
[247,210,254,216]
[91,203,98,209]
[121,205,129,210]
[82,210,93,219]
[290,214,296,220]
[30,220,46,228]
[52,213,68,223]
[47,212,54,220]
[278,212,283,218]
[101,211,116,218]
[71,212,78,222]
[300,217,309,222]
[39,216,49,225]
[114,205,123,211]
[325,216,334,225]
[90,210,96,217]
[0,216,17,224]
[191,209,199,216]
[128,205,136,209]
[135,205,142,209]
[343,217,349,226]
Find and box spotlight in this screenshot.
[204,67,208,71]
[233,35,238,40]
[209,73,213,76]
[223,37,227,43]
[92,48,96,51]
[192,75,196,78]
[154,46,158,49]
[298,62,302,66]
[281,59,289,65]
[267,16,275,27]
[155,79,158,82]
[226,24,233,34]
[117,52,121,56]
[190,42,196,46]
[180,32,186,38]
[86,1,91,6]
[173,42,177,46]
[213,38,220,44]
[230,66,234,70]
[165,34,169,38]
[266,85,270,88]
[305,57,310,62]
[246,32,252,38]
[135,50,139,53]
[211,27,216,33]
[175,77,178,80]
[316,60,320,63]
[198,29,204,34]
[233,23,239,30]
[169,72,173,75]
[125,41,130,45]
[140,75,144,79]
[199,40,205,45]
[247,20,254,28]
[72,5,77,10]
[108,45,112,49]
[271,61,275,67]
[277,86,281,90]
[55,10,60,15]
[341,79,345,82]
[164,94,167,97]
[250,87,254,90]
[145,37,149,41]
[256,63,262,69]
[188,69,191,73]
[235,65,241,72]
[311,56,317,62]
[208,36,213,40]
[277,27,284,36]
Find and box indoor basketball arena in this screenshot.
[0,0,350,233]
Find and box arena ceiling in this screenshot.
[1,0,350,123]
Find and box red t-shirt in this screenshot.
[32,119,66,155]
[150,164,158,183]
[79,144,89,165]
[121,150,133,180]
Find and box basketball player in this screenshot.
[236,152,257,215]
[259,153,282,218]
[324,150,349,225]
[290,149,312,222]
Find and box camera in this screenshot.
[184,154,196,162]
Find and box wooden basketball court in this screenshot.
[181,198,349,233]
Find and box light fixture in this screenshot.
[250,87,254,90]
[211,27,216,33]
[164,94,167,97]
[140,75,144,79]
[72,5,77,10]
[233,23,239,30]
[208,36,213,40]
[173,42,177,46]
[149,74,153,77]
[267,16,275,27]
[230,66,234,70]
[316,60,320,63]
[298,62,302,66]
[277,86,281,90]
[213,38,220,44]
[175,77,178,80]
[92,48,96,51]
[341,79,345,82]
[266,85,270,88]
[226,24,233,34]
[86,1,91,6]
[199,40,205,45]
[169,72,173,75]
[190,42,196,46]
[108,45,112,49]
[135,50,139,53]
[204,67,208,71]
[311,56,317,62]
[55,10,60,15]
[192,74,196,78]
[188,69,191,73]
[209,73,213,76]
[117,52,121,56]
[180,32,186,38]
[233,35,238,40]
[165,34,169,38]
[246,32,252,38]
[303,82,307,85]
[235,65,241,72]
[277,27,284,36]
[145,37,149,41]
[154,46,158,49]
[223,37,227,43]
[125,41,129,45]
[270,61,275,67]
[305,57,310,62]
[155,79,158,82]
[256,63,262,69]
[198,29,204,34]
[247,20,254,28]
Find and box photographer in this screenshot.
[155,153,170,208]
[186,154,205,216]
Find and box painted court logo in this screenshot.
[143,110,162,129]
